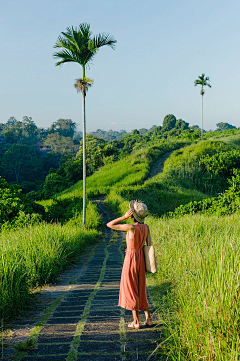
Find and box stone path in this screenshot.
[2,200,163,361]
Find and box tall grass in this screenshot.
[147,214,240,360]
[0,202,100,320]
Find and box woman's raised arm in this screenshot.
[106,209,134,231]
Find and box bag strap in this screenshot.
[146,225,151,246]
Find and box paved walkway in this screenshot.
[2,200,163,361]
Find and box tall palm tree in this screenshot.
[53,23,116,227]
[194,73,211,136]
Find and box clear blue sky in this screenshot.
[1,0,240,132]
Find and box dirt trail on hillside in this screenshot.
[1,154,174,361]
[148,151,174,179]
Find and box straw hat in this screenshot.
[129,200,148,224]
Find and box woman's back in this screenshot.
[126,224,148,250]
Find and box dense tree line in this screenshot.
[90,129,127,141]
[0,117,79,193]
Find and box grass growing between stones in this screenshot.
[67,244,110,361]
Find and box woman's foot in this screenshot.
[128,321,140,329]
[144,318,153,327]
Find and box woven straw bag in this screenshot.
[143,227,157,273]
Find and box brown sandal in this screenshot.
[144,320,154,327]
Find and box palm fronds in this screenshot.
[92,33,117,50]
[194,73,211,88]
[53,23,116,68]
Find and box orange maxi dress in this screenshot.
[118,224,149,311]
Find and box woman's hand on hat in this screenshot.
[124,209,134,219]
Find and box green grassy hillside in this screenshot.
[1,129,240,360]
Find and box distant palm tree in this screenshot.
[53,24,116,227]
[194,74,211,136]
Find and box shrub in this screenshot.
[169,169,240,218]
[44,196,83,223]
[163,141,233,195]
[0,177,45,229]
[0,178,22,223]
[43,172,69,198]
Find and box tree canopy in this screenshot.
[216,122,237,131]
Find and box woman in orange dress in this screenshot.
[107,200,153,329]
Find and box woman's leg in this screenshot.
[132,310,140,328]
[144,308,153,326]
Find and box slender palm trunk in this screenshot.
[82,68,86,227]
[201,93,203,137]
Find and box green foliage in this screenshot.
[0,143,60,188]
[163,140,232,195]
[43,171,69,199]
[162,114,177,131]
[77,134,119,175]
[200,149,240,177]
[176,128,201,140]
[169,169,240,218]
[49,118,76,138]
[3,144,32,183]
[44,196,83,223]
[44,133,76,160]
[64,158,82,184]
[2,116,37,145]
[2,211,42,231]
[68,201,102,230]
[0,178,22,223]
[98,139,202,218]
[216,122,237,131]
[90,128,127,141]
[0,177,45,230]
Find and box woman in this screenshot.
[107,200,153,329]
